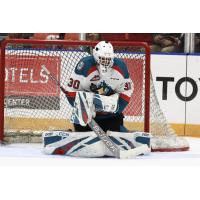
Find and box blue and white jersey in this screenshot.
[65,55,134,118]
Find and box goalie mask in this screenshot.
[93,41,114,76]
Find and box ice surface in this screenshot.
[0,137,200,165]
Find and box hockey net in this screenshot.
[0,39,189,151]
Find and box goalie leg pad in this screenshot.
[42,130,152,158]
[42,131,106,157]
[43,131,69,147]
[106,131,152,156]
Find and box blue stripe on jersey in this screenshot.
[75,56,96,77]
[116,97,129,114]
[113,58,129,79]
[74,56,129,78]
[67,96,75,107]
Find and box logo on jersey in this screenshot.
[77,61,84,70]
[90,75,100,81]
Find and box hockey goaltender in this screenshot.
[42,41,151,159]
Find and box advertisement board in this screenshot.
[185,55,200,136]
[5,54,61,110]
[151,54,200,136]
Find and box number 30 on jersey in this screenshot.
[68,78,80,89]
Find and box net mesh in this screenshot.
[3,41,189,151]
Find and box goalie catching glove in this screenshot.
[70,91,119,126]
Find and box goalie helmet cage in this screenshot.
[0,39,189,151]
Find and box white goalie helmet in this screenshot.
[93,41,114,76]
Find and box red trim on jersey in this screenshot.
[119,93,130,102]
[113,66,124,77]
[87,66,97,76]
[67,91,76,97]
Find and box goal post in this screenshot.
[0,39,189,151]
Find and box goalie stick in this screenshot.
[42,65,150,159]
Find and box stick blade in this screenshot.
[119,144,150,159]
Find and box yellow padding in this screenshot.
[4,117,200,137]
